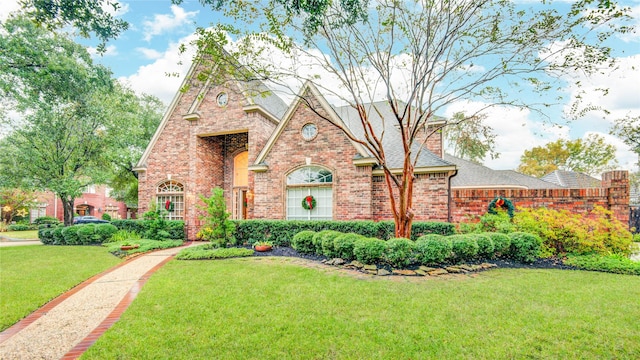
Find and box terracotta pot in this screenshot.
[254,245,272,252]
[120,245,139,251]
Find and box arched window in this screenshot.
[286,166,333,220]
[157,180,184,220]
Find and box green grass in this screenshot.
[83,257,640,359]
[0,246,122,330]
[102,239,184,257]
[1,230,38,239]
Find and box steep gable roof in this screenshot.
[333,101,453,170]
[250,82,372,169]
[134,58,287,171]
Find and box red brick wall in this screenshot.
[372,172,450,222]
[253,91,373,220]
[138,65,277,239]
[451,170,630,225]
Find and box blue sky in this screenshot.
[2,0,639,173]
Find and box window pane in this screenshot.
[287,166,333,185]
[287,187,332,220]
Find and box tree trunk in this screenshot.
[60,195,75,226]
[385,169,415,240]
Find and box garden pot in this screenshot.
[120,245,139,251]
[254,245,272,252]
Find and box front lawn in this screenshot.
[0,246,122,330]
[1,230,38,240]
[83,257,640,359]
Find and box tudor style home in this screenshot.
[135,60,630,239]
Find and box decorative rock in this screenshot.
[414,269,426,276]
[392,269,416,276]
[327,258,346,266]
[377,268,391,276]
[459,265,475,272]
[419,266,438,272]
[346,260,364,269]
[364,264,377,271]
[480,263,498,269]
[365,270,377,275]
[445,266,466,274]
[469,264,483,271]
[428,268,449,276]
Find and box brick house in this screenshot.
[135,61,630,239]
[30,185,131,222]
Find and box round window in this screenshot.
[216,92,228,107]
[301,123,318,140]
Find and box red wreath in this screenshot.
[495,198,505,207]
[302,195,316,210]
[165,200,174,212]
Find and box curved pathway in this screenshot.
[0,245,188,359]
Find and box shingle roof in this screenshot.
[240,80,288,120]
[333,101,453,169]
[541,170,601,188]
[444,154,563,189]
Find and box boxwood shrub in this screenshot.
[384,238,415,268]
[353,237,387,264]
[414,235,452,265]
[232,219,455,245]
[483,232,511,258]
[111,219,185,240]
[472,233,495,259]
[291,230,317,254]
[320,230,342,258]
[7,224,30,231]
[333,233,364,260]
[449,234,479,263]
[509,232,542,263]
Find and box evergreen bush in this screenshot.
[509,232,542,263]
[291,230,317,254]
[333,233,363,260]
[384,238,414,268]
[353,237,387,264]
[414,235,452,265]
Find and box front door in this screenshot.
[233,151,248,219]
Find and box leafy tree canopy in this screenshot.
[517,134,618,177]
[445,112,499,164]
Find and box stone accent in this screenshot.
[377,268,391,276]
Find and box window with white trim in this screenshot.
[157,180,184,220]
[286,166,333,220]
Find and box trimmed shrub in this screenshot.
[34,216,60,225]
[7,224,29,231]
[61,226,80,245]
[564,254,640,275]
[450,234,479,263]
[385,238,414,268]
[111,219,185,240]
[483,232,511,258]
[472,233,495,259]
[509,232,542,263]
[320,230,342,258]
[101,213,112,221]
[353,237,387,264]
[291,230,317,254]
[333,233,363,260]
[414,235,452,265]
[52,226,65,245]
[95,223,118,242]
[77,224,97,245]
[176,245,254,260]
[38,225,58,244]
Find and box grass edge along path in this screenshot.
[0,246,122,331]
[83,257,640,359]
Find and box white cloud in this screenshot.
[119,35,197,104]
[142,5,198,41]
[103,1,130,17]
[0,0,21,21]
[88,45,118,57]
[136,47,163,60]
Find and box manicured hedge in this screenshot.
[111,219,185,240]
[39,223,118,245]
[232,220,455,246]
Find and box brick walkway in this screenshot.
[0,245,189,360]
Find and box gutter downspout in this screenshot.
[447,169,458,223]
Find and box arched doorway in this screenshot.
[233,151,248,219]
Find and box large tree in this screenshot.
[0,16,161,225]
[517,134,618,177]
[182,0,631,238]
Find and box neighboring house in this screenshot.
[135,59,630,239]
[32,185,133,222]
[541,170,602,188]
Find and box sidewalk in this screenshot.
[0,245,187,359]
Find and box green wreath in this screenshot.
[165,200,174,212]
[301,195,317,210]
[488,196,515,218]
